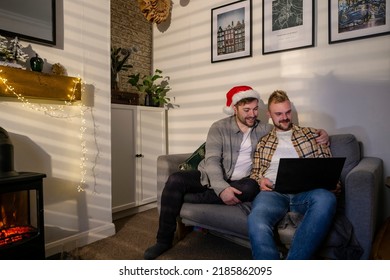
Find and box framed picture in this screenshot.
[329,0,390,44]
[262,0,314,55]
[211,0,252,63]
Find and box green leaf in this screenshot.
[127,69,172,105]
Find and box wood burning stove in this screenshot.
[0,127,46,260]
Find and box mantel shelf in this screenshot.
[0,65,81,101]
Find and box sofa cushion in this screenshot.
[329,134,360,184]
[180,203,249,239]
[178,142,206,171]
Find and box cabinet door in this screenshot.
[137,107,167,205]
[111,106,137,212]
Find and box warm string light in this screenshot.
[0,69,96,193]
[0,70,81,115]
[77,107,88,192]
[89,108,100,194]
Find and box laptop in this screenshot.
[273,157,346,194]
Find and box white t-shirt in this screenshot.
[231,128,252,181]
[264,130,299,184]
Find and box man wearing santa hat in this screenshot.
[144,85,329,259]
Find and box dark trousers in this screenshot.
[156,170,259,244]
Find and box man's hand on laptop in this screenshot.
[330,181,342,196]
[258,178,274,191]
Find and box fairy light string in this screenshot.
[0,69,97,193]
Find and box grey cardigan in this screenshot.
[198,116,272,196]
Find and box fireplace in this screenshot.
[0,127,46,260]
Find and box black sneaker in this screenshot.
[144,243,172,260]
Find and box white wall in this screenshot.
[153,1,390,221]
[0,0,113,256]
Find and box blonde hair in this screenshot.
[267,90,289,110]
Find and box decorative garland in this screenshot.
[0,69,97,193]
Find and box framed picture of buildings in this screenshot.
[262,0,314,54]
[211,0,252,63]
[329,0,390,44]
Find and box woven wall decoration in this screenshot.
[138,0,171,24]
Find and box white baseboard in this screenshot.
[112,202,157,220]
[45,222,115,258]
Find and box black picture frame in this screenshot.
[0,0,56,46]
[211,0,252,63]
[329,0,389,44]
[262,0,314,55]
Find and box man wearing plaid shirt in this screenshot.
[248,90,339,260]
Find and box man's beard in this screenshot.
[274,119,292,131]
[237,115,257,127]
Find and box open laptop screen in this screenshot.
[273,157,346,194]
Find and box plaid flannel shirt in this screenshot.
[250,124,332,184]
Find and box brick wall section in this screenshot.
[111,0,152,93]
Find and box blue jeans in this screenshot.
[248,189,336,260]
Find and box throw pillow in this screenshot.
[178,142,206,171]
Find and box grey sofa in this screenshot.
[157,134,383,259]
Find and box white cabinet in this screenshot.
[111,104,167,218]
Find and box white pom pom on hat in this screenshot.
[223,85,261,115]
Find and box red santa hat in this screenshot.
[223,85,261,115]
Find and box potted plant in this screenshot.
[128,69,171,107]
[111,46,137,90]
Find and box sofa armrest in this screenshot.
[344,156,383,259]
[157,153,191,213]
